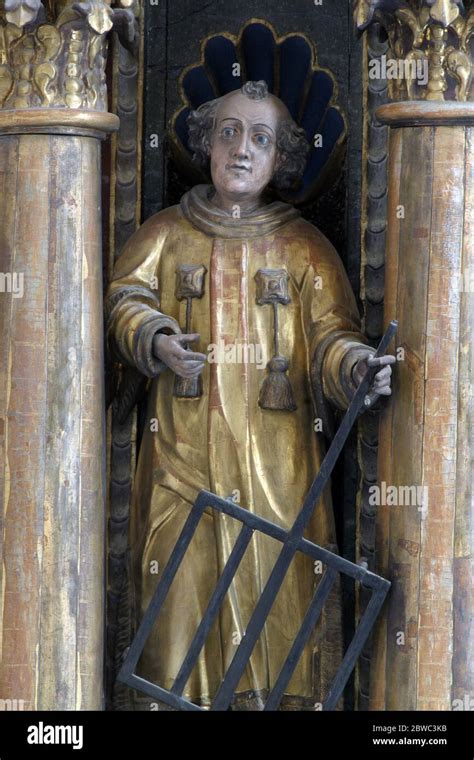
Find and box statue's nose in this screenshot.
[231,132,251,160]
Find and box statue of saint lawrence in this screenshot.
[106,80,394,710]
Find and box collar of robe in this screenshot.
[180,184,300,239]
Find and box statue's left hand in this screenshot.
[352,352,396,398]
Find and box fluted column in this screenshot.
[355,0,473,711]
[0,0,122,709]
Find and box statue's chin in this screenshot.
[220,176,253,192]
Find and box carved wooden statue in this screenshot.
[106,80,395,711]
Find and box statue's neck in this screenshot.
[209,188,264,217]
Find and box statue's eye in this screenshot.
[255,133,271,147]
[221,127,236,138]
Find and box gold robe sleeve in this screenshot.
[105,214,182,378]
[299,229,375,431]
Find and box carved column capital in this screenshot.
[0,0,137,111]
[354,0,474,101]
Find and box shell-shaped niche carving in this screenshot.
[169,19,347,205]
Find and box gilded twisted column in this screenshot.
[0,0,127,709]
[355,0,473,711]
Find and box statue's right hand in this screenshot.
[152,333,206,378]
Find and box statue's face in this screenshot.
[210,91,287,205]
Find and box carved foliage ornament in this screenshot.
[0,0,137,110]
[354,0,474,101]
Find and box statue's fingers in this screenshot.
[374,366,392,382]
[174,367,195,378]
[374,386,392,396]
[176,361,205,376]
[172,343,206,361]
[178,368,204,379]
[187,365,205,376]
[178,333,200,344]
[179,360,205,370]
[373,384,391,396]
[366,356,381,368]
[368,355,396,367]
[181,350,207,362]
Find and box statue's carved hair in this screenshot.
[241,80,269,101]
[187,80,309,191]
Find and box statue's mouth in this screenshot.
[227,163,251,173]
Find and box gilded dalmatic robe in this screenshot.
[106,185,371,710]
